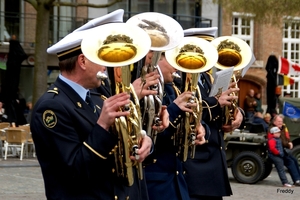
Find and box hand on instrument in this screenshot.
[132,71,160,100]
[222,108,243,132]
[195,124,206,145]
[217,83,239,108]
[152,105,169,133]
[173,91,197,112]
[130,134,152,162]
[97,93,130,131]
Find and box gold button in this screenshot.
[153,159,157,163]
[176,153,178,157]
[112,168,115,173]
[171,136,174,140]
[176,171,179,175]
[178,115,181,118]
[220,146,222,150]
[126,196,130,200]
[183,171,186,174]
[114,196,118,200]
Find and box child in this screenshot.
[268,126,294,187]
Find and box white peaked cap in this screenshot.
[73,9,124,32]
[184,27,218,38]
[47,9,124,60]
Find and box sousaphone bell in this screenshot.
[81,23,151,186]
[165,37,218,161]
[126,12,184,144]
[211,36,253,128]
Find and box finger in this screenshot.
[153,124,165,132]
[142,90,158,96]
[195,137,206,145]
[222,125,234,132]
[106,95,131,110]
[112,111,130,118]
[144,78,159,88]
[105,93,130,106]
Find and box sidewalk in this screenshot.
[0,157,45,200]
[0,157,39,167]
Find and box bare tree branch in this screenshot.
[52,0,123,8]
[24,0,38,10]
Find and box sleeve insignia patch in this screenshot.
[43,110,57,128]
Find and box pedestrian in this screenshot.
[2,34,28,125]
[254,92,264,113]
[263,113,271,125]
[30,10,156,200]
[252,112,269,132]
[268,126,294,187]
[244,89,257,121]
[143,51,206,200]
[269,114,300,186]
[181,28,245,200]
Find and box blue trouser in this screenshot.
[283,150,300,182]
[269,153,289,185]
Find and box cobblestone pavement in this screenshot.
[225,168,300,200]
[0,157,299,200]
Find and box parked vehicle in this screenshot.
[225,127,272,184]
[226,96,300,184]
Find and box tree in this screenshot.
[24,0,122,106]
[213,0,300,25]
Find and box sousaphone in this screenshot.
[126,12,184,144]
[165,37,218,161]
[211,36,253,127]
[81,23,151,186]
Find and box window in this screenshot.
[50,0,76,45]
[232,12,254,50]
[282,20,300,98]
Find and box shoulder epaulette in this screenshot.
[47,87,59,94]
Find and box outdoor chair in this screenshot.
[0,122,10,158]
[4,127,30,160]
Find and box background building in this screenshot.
[0,0,299,113]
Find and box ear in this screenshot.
[77,54,87,70]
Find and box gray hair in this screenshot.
[272,114,284,124]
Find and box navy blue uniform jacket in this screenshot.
[183,72,233,198]
[30,77,148,200]
[144,83,190,200]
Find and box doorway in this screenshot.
[238,79,261,110]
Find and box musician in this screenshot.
[182,28,244,200]
[30,10,154,200]
[143,51,206,200]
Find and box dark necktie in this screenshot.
[200,73,210,94]
[86,92,97,114]
[163,83,176,105]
